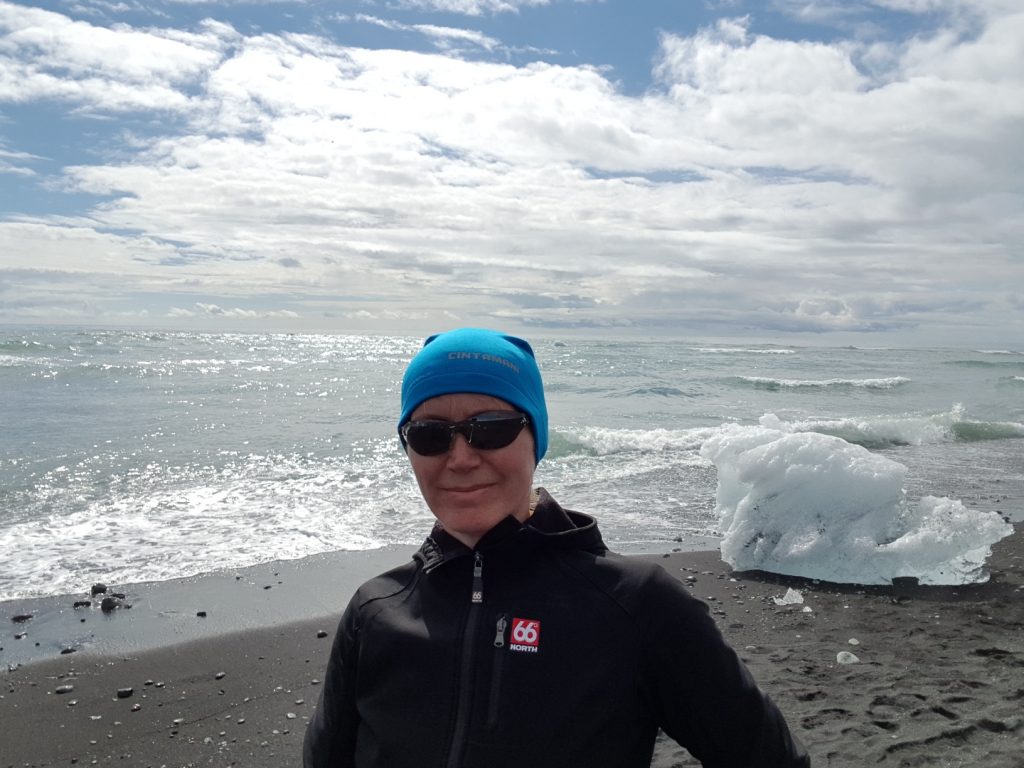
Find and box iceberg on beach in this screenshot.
[700,414,1014,585]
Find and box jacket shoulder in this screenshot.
[558,550,706,621]
[350,558,421,609]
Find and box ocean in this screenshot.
[2,327,1022,602]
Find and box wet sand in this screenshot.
[2,526,1021,767]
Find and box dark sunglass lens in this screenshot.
[469,417,524,450]
[405,422,452,456]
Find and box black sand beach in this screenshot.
[3,526,1022,767]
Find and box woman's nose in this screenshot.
[446,432,482,467]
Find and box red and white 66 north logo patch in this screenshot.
[509,618,540,653]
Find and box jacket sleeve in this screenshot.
[303,596,361,768]
[641,569,810,768]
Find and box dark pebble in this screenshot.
[111,592,126,599]
[91,583,107,596]
[116,688,134,699]
[892,576,920,588]
[61,647,77,655]
[196,611,207,618]
[73,600,91,609]
[215,672,226,680]
[12,614,33,623]
[14,632,26,640]
[316,630,328,639]
[100,597,123,613]
[56,684,74,694]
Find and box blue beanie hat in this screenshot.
[399,328,548,462]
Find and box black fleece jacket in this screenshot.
[304,489,810,768]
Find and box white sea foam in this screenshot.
[569,426,715,456]
[0,446,433,601]
[693,348,796,355]
[739,376,911,390]
[790,405,1024,447]
[700,414,1014,585]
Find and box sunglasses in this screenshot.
[401,411,530,456]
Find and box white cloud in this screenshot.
[0,147,41,176]
[172,302,300,319]
[353,14,501,53]
[0,2,1021,342]
[0,4,232,111]
[393,0,551,16]
[655,17,866,96]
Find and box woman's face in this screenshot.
[407,393,536,548]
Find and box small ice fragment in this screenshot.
[772,588,804,605]
[836,651,860,664]
[801,606,812,613]
[848,638,860,646]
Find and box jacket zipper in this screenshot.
[487,613,508,729]
[445,551,485,768]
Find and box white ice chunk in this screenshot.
[701,416,1014,585]
[836,651,860,665]
[772,587,804,605]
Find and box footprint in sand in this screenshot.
[800,707,851,730]
[793,689,827,702]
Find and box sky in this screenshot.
[0,0,1022,345]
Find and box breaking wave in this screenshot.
[733,376,911,391]
[787,406,1024,449]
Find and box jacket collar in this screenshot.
[414,487,607,571]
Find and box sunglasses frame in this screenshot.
[401,411,530,456]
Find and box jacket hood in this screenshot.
[415,487,607,571]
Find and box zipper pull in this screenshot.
[471,551,483,604]
[493,614,507,648]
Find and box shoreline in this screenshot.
[2,526,1022,767]
[0,545,420,670]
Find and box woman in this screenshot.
[304,327,809,768]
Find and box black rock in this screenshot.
[116,688,134,699]
[100,596,123,613]
[891,576,920,589]
[91,583,107,596]
[316,630,328,639]
[110,592,126,600]
[61,648,77,655]
[12,614,33,623]
[56,684,74,694]
[196,611,207,618]
[73,600,91,609]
